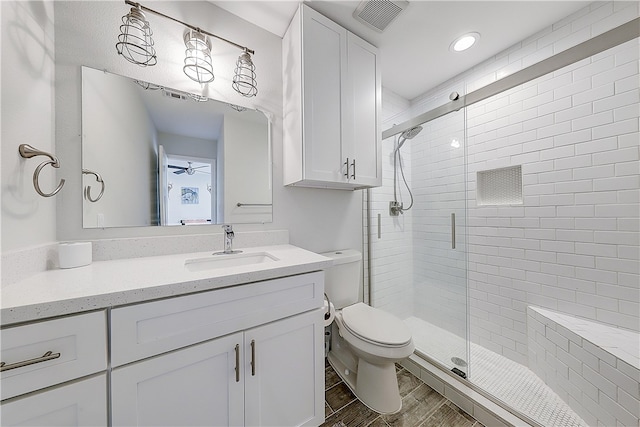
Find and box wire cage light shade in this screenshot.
[116,6,157,67]
[232,50,258,97]
[183,30,215,84]
[116,2,258,94]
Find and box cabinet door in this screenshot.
[112,333,244,427]
[302,6,348,183]
[245,309,324,427]
[345,32,381,187]
[0,374,107,426]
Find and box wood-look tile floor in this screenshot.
[322,362,485,427]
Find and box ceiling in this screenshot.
[211,1,591,100]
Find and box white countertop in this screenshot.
[1,245,332,325]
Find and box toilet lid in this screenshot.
[341,303,412,347]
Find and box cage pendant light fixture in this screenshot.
[115,1,257,95]
[116,5,157,66]
[183,29,214,84]
[232,49,258,97]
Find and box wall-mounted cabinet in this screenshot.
[283,4,382,190]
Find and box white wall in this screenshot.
[222,114,271,224]
[1,1,57,251]
[82,66,156,228]
[159,132,217,160]
[0,1,365,257]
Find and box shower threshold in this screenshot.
[404,317,586,427]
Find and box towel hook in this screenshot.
[18,144,66,198]
[82,169,105,202]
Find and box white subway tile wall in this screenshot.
[466,33,639,365]
[369,88,414,319]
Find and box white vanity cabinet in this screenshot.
[0,311,108,426]
[283,4,381,190]
[110,271,325,427]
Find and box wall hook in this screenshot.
[18,144,66,197]
[82,169,105,202]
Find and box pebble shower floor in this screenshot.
[405,317,586,427]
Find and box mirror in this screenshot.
[81,66,272,228]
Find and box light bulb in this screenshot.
[450,33,480,52]
[183,30,214,83]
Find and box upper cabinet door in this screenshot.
[283,4,381,190]
[301,8,348,184]
[345,33,382,187]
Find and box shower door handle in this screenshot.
[451,213,456,249]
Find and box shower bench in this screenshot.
[527,306,639,427]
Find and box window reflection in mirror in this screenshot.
[81,66,272,229]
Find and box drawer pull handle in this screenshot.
[1,351,61,372]
[250,340,256,376]
[343,158,350,178]
[234,344,240,382]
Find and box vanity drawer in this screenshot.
[111,271,324,367]
[0,311,107,400]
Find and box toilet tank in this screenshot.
[320,250,362,309]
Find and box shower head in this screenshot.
[395,125,423,152]
[400,125,423,140]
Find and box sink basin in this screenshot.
[184,252,279,272]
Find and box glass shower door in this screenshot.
[410,108,468,376]
[369,107,468,377]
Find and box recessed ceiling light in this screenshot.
[450,32,480,52]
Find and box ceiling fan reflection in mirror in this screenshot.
[168,161,210,175]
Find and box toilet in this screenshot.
[322,250,414,414]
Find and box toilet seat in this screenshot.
[341,303,412,348]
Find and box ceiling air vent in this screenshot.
[162,89,188,101]
[353,0,409,33]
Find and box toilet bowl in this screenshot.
[321,250,414,414]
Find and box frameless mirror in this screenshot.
[81,66,272,228]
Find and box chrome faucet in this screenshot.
[215,224,242,255]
